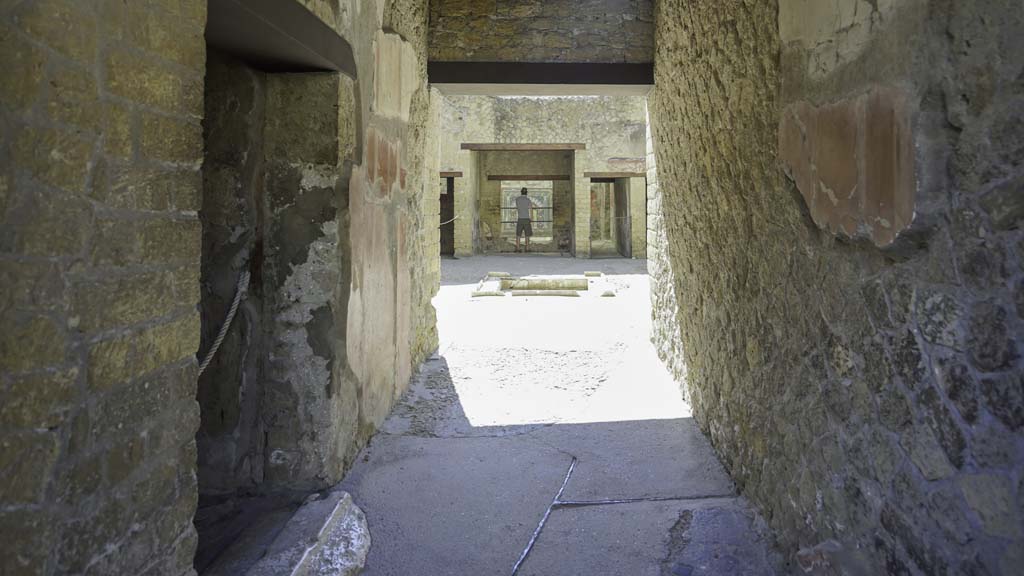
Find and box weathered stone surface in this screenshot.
[958,474,1022,540]
[779,87,915,247]
[104,47,201,116]
[429,0,653,63]
[0,509,52,575]
[650,0,1024,572]
[0,368,77,429]
[915,290,964,350]
[0,1,205,573]
[248,491,370,576]
[195,0,439,517]
[933,360,980,424]
[979,173,1024,230]
[967,301,1019,373]
[0,313,66,373]
[980,374,1024,431]
[900,425,955,481]
[0,431,60,504]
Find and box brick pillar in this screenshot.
[454,174,474,257]
[629,176,647,258]
[573,150,591,258]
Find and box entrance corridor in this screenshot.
[339,256,787,575]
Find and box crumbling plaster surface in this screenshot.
[242,0,440,491]
[344,0,440,460]
[650,1,1024,574]
[199,55,361,495]
[428,0,654,63]
[438,95,647,257]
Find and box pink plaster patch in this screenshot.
[779,86,915,247]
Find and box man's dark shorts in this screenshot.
[516,218,532,238]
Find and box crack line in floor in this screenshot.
[509,455,737,575]
[553,494,736,509]
[510,456,578,576]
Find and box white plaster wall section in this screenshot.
[301,163,342,190]
[373,29,418,121]
[269,217,341,482]
[780,0,899,78]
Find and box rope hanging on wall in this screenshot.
[197,269,251,377]
[439,214,460,227]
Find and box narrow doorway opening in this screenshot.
[440,177,456,256]
[195,47,354,574]
[588,176,642,258]
[500,180,558,252]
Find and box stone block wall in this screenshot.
[196,0,438,494]
[198,0,438,497]
[428,0,654,63]
[1,0,440,572]
[0,1,206,574]
[345,0,439,444]
[644,104,686,396]
[649,0,1024,573]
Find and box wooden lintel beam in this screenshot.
[583,171,647,178]
[461,143,585,151]
[206,0,357,76]
[487,175,571,181]
[429,62,654,86]
[440,171,463,178]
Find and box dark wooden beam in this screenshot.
[206,0,357,76]
[461,143,585,151]
[440,171,463,178]
[487,175,571,181]
[583,171,647,178]
[429,62,653,86]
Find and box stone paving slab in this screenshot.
[338,434,573,576]
[518,498,781,576]
[525,418,735,502]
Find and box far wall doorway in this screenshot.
[590,179,630,258]
[440,177,455,256]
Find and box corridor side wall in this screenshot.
[650,0,1023,573]
[0,1,207,574]
[0,0,439,573]
[344,0,440,448]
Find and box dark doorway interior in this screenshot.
[440,177,455,256]
[613,178,631,258]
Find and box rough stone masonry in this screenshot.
[1,0,1022,574]
[0,0,440,574]
[649,0,1024,574]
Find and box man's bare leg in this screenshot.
[515,234,521,253]
[525,236,529,253]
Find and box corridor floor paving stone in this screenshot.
[338,256,789,575]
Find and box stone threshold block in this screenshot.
[247,491,370,576]
[471,291,506,297]
[500,278,589,291]
[511,290,581,297]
